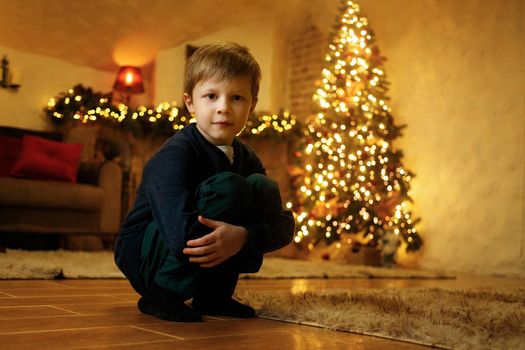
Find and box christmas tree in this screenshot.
[291,0,422,253]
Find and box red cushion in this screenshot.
[0,135,23,177]
[10,136,84,183]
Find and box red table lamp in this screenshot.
[113,66,145,105]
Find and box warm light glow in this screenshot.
[113,66,144,95]
[125,72,134,85]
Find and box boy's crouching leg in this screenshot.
[246,173,282,219]
[136,221,202,322]
[195,171,253,224]
[138,281,202,322]
[192,269,255,318]
[224,250,263,273]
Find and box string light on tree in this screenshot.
[290,0,422,252]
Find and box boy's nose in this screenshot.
[217,98,231,114]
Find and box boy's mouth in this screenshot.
[213,121,233,126]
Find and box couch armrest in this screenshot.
[77,162,103,186]
[98,161,122,235]
[78,161,122,235]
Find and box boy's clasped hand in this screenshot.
[183,215,248,268]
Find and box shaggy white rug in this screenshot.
[236,287,525,350]
[0,249,453,280]
[244,257,453,280]
[0,249,124,279]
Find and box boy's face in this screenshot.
[183,75,257,146]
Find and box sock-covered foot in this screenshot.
[138,296,202,322]
[192,297,255,318]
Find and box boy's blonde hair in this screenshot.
[184,42,261,100]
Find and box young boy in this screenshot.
[114,42,295,322]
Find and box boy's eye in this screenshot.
[232,95,243,101]
[205,94,216,100]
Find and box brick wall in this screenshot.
[288,25,326,121]
[243,26,327,203]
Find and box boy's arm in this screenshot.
[183,215,250,267]
[144,144,209,259]
[183,211,294,268]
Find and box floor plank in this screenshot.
[134,317,295,340]
[0,313,165,334]
[0,295,130,307]
[0,305,77,319]
[1,325,177,350]
[1,287,135,297]
[51,302,137,316]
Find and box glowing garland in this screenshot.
[46,84,299,139]
[244,110,299,138]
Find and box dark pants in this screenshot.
[124,171,282,299]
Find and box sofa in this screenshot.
[0,126,123,250]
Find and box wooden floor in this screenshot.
[0,275,523,349]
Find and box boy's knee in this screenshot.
[246,174,282,217]
[196,172,253,222]
[247,173,278,192]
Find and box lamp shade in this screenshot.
[113,66,145,94]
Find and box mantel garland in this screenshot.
[45,84,299,140]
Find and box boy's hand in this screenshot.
[183,215,248,268]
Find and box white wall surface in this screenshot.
[155,20,287,112]
[0,45,115,131]
[348,0,525,275]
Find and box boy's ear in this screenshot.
[183,93,194,113]
[249,98,258,114]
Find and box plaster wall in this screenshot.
[0,45,114,131]
[155,20,287,112]
[342,0,525,275]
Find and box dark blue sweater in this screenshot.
[115,123,295,261]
